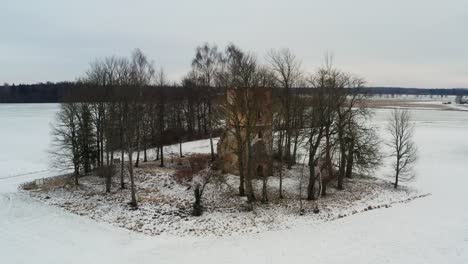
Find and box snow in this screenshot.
[24,163,424,237]
[367,95,468,112]
[1,104,468,263]
[0,104,61,193]
[447,104,468,111]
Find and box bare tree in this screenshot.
[316,59,340,195]
[115,57,132,189]
[155,68,167,167]
[387,108,417,188]
[122,100,138,208]
[218,44,258,198]
[267,49,303,169]
[345,121,382,178]
[191,43,222,162]
[50,103,81,185]
[304,92,325,200]
[130,49,155,168]
[334,75,366,190]
[305,55,380,194]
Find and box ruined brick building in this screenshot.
[217,87,273,178]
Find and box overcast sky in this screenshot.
[1,0,467,87]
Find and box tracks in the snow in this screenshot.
[0,169,50,180]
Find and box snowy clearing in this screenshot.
[23,160,425,237]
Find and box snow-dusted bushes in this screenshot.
[191,167,227,216]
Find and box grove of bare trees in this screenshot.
[50,43,400,212]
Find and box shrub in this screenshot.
[174,167,193,183]
[97,165,115,179]
[187,154,211,174]
[21,181,38,190]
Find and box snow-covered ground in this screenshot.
[0,104,61,193]
[1,104,468,263]
[24,161,424,237]
[367,96,468,111]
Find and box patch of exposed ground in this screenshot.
[366,99,444,109]
[363,98,466,111]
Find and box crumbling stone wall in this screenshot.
[217,87,273,177]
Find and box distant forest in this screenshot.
[0,82,78,103]
[1,82,468,103]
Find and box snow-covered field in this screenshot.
[1,103,468,263]
[0,104,61,193]
[367,95,468,111]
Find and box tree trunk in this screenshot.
[345,139,354,179]
[337,121,346,190]
[159,95,165,167]
[245,142,256,202]
[197,107,202,135]
[237,148,246,196]
[119,111,125,189]
[208,102,215,162]
[135,149,140,168]
[325,125,333,193]
[291,128,299,166]
[307,162,315,200]
[285,87,292,169]
[143,142,147,162]
[96,136,101,168]
[135,124,140,167]
[394,159,400,188]
[261,168,268,203]
[73,166,79,186]
[277,130,284,160]
[209,134,215,162]
[192,185,202,216]
[159,145,164,167]
[120,149,125,189]
[105,167,111,193]
[278,130,284,199]
[286,133,292,169]
[100,132,104,168]
[307,130,322,200]
[179,141,183,157]
[127,147,138,208]
[337,142,346,190]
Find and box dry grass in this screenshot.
[362,99,448,110]
[172,153,212,183]
[21,181,38,190]
[20,174,76,192]
[42,176,73,191]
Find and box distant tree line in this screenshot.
[0,82,78,103]
[2,82,468,103]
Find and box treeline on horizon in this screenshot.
[2,81,468,104]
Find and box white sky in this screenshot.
[1,0,467,87]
